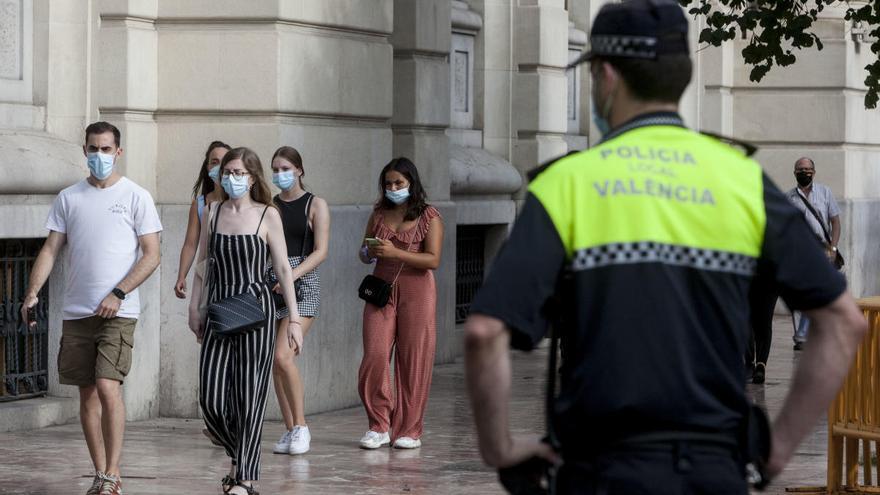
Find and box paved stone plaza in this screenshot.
[0,315,829,494]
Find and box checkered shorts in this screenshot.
[265,256,321,319]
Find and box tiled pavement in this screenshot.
[0,315,829,494]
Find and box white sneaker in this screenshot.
[392,436,421,449]
[288,425,311,455]
[359,430,390,449]
[273,429,294,454]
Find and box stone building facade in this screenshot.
[0,0,877,430]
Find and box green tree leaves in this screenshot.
[680,0,880,108]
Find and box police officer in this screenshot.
[464,0,867,493]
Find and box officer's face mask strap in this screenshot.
[592,63,618,122]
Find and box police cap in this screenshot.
[569,0,689,68]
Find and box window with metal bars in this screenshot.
[0,239,49,401]
[456,225,488,324]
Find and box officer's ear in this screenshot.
[592,61,614,85]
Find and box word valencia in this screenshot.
[593,178,716,206]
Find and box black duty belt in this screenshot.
[564,430,740,462]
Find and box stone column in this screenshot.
[93,0,162,421]
[389,0,452,203]
[153,0,399,419]
[389,0,458,365]
[510,0,569,191]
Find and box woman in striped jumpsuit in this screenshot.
[188,147,302,495]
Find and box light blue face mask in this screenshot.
[222,174,250,199]
[385,187,410,205]
[591,106,611,137]
[208,165,221,182]
[87,152,115,180]
[272,170,296,191]
[591,73,616,138]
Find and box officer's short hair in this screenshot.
[600,53,693,104]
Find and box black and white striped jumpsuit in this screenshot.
[199,208,276,481]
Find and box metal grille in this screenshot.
[0,239,49,401]
[456,226,487,324]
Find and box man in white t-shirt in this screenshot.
[21,121,162,495]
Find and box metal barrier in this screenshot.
[0,239,48,402]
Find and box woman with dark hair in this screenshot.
[357,157,444,450]
[174,140,231,299]
[188,147,303,495]
[266,146,330,456]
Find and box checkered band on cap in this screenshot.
[571,242,757,276]
[590,35,658,59]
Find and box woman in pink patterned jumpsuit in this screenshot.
[357,157,444,450]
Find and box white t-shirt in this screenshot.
[46,177,163,320]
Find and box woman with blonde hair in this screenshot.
[267,146,330,456]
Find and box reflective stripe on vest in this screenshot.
[530,126,766,274]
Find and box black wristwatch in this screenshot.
[112,288,127,300]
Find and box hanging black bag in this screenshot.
[206,202,268,336]
[358,231,414,308]
[358,275,395,307]
[795,191,844,269]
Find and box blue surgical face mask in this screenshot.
[591,73,616,138]
[208,165,220,182]
[222,174,250,199]
[385,187,410,205]
[87,152,115,180]
[591,106,611,137]
[272,170,296,191]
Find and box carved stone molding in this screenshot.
[451,1,482,35]
[450,143,522,195]
[569,21,586,48]
[0,130,85,194]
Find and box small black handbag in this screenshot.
[358,236,413,308]
[208,289,267,336]
[205,202,268,336]
[358,275,394,307]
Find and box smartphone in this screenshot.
[364,237,382,247]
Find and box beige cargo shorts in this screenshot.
[58,315,137,386]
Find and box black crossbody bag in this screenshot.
[358,214,416,307]
[206,202,268,336]
[358,236,413,308]
[795,191,844,269]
